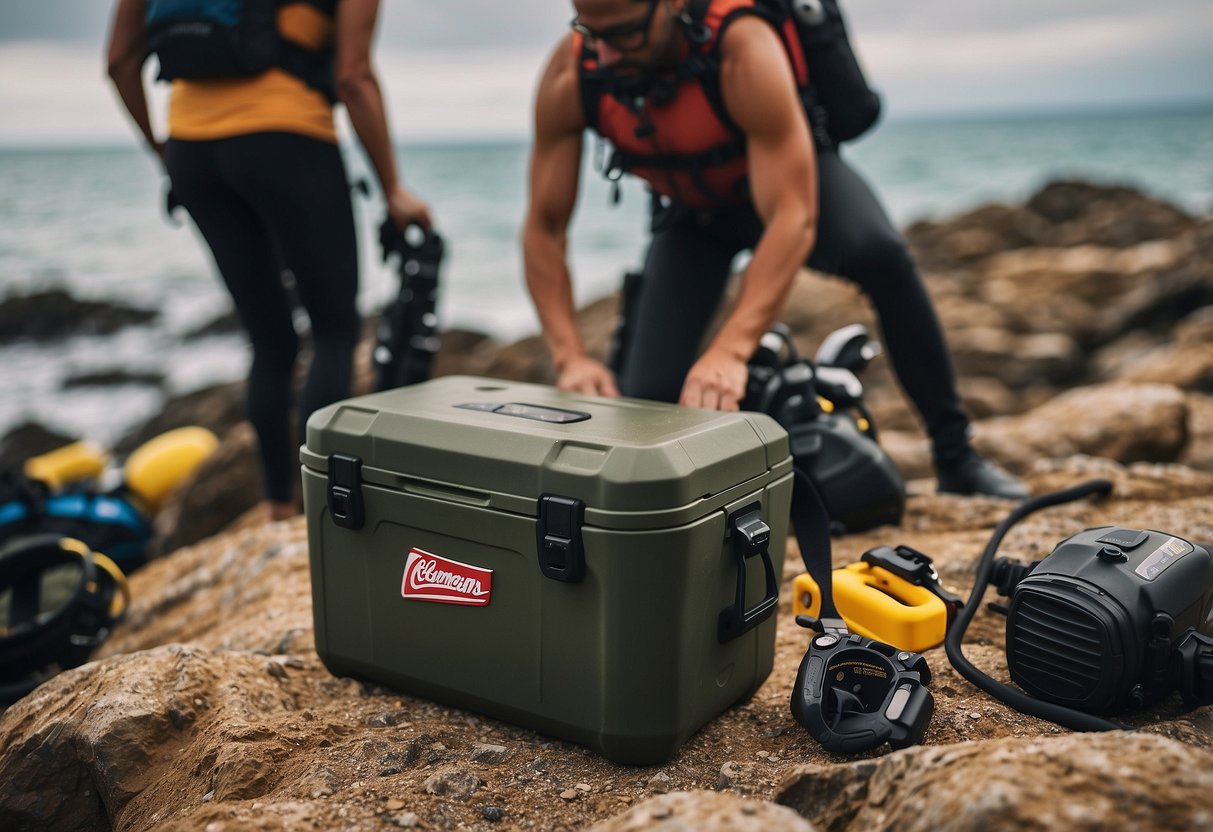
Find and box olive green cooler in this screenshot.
[301,376,793,765]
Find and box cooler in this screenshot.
[301,376,793,764]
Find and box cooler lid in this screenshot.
[302,376,789,519]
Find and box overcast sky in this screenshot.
[0,0,1209,146]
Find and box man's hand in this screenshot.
[387,184,433,232]
[556,355,620,398]
[683,15,815,412]
[680,347,749,411]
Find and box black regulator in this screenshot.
[946,480,1213,731]
[997,525,1213,714]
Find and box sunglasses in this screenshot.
[570,0,661,52]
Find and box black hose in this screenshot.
[943,478,1124,732]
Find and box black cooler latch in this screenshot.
[537,495,586,583]
[327,453,365,530]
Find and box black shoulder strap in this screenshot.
[687,0,713,28]
[275,0,338,102]
[577,42,605,133]
[276,37,336,102]
[791,466,842,626]
[697,4,780,139]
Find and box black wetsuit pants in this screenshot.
[615,147,971,464]
[166,132,360,502]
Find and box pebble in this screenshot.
[559,789,580,801]
[423,769,481,800]
[969,712,982,720]
[470,743,511,765]
[650,807,674,820]
[575,783,592,792]
[366,711,407,728]
[385,799,406,811]
[387,812,420,828]
[482,806,504,822]
[647,773,672,794]
[265,661,288,680]
[717,761,756,789]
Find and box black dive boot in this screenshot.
[935,450,1029,500]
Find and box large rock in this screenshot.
[905,203,1052,270]
[1181,393,1213,472]
[882,382,1190,480]
[974,382,1189,473]
[589,791,817,831]
[946,327,1083,388]
[975,236,1212,349]
[0,644,330,831]
[1106,305,1213,391]
[1027,180,1195,247]
[904,180,1196,272]
[115,382,244,456]
[776,733,1213,832]
[0,422,78,471]
[0,289,157,344]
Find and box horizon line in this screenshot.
[1,97,1210,152]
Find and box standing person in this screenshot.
[521,0,1027,499]
[107,0,433,520]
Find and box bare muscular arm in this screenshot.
[522,36,620,397]
[679,15,818,410]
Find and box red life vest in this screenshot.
[576,0,809,209]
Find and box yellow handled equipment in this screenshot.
[793,545,963,653]
[23,441,109,490]
[123,426,219,512]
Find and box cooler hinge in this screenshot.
[537,494,586,583]
[327,453,365,530]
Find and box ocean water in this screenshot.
[1,108,1211,447]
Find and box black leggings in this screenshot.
[617,148,971,462]
[166,132,359,502]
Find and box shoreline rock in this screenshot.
[0,289,157,344]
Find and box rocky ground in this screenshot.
[1,180,1212,831]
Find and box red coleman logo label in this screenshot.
[401,548,493,606]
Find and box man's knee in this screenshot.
[841,230,918,295]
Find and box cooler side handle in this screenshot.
[718,504,778,642]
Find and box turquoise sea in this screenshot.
[1,108,1211,445]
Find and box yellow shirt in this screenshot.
[167,3,336,144]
